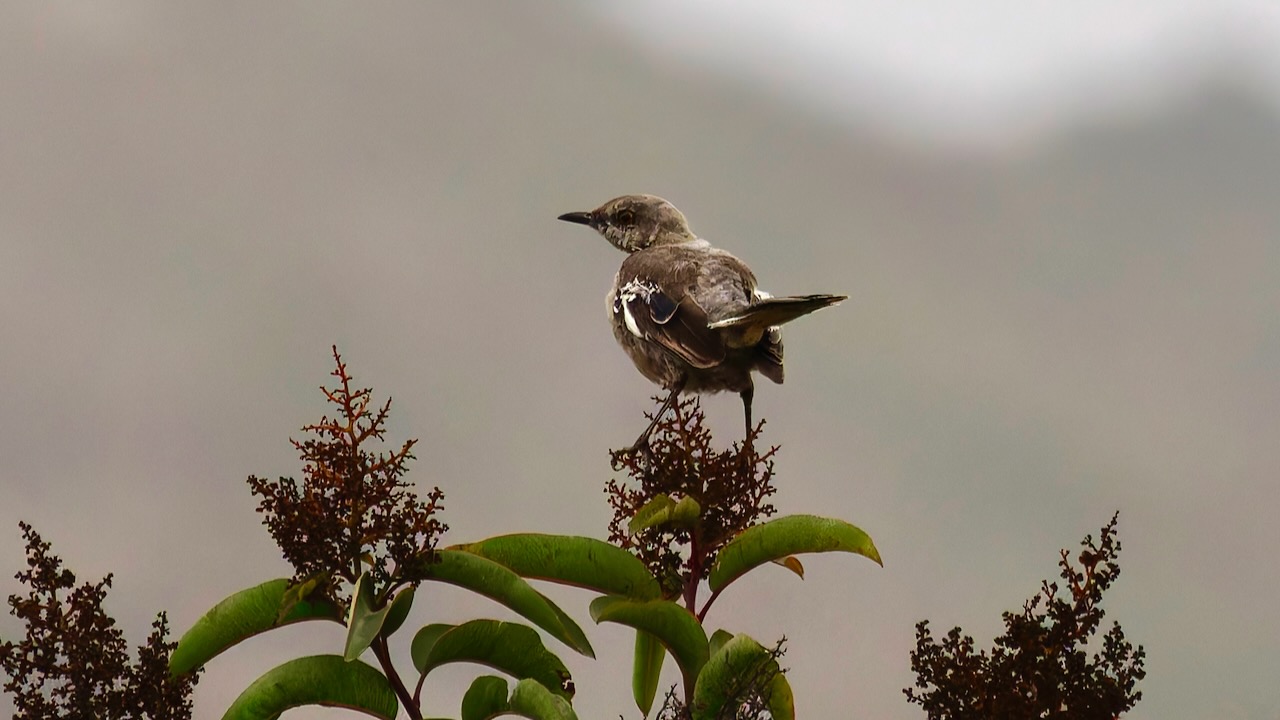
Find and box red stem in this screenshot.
[697,586,723,622]
[373,636,422,720]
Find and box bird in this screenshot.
[558,194,845,451]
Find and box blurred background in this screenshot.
[2,2,1277,718]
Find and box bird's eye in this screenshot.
[616,209,635,226]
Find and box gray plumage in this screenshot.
[558,194,845,449]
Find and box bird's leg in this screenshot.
[739,384,754,449]
[623,378,686,454]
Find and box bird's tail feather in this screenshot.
[708,294,846,330]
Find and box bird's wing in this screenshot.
[615,252,726,369]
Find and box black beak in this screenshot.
[557,211,593,226]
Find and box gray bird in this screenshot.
[558,194,845,451]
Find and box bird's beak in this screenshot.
[557,211,593,226]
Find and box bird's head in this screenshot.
[558,194,696,253]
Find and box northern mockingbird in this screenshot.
[558,194,845,451]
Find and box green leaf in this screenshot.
[453,534,660,600]
[411,620,574,700]
[170,578,341,676]
[708,514,882,593]
[221,655,397,720]
[410,623,455,669]
[425,550,594,657]
[671,496,702,523]
[589,596,709,691]
[628,494,701,534]
[457,675,579,720]
[632,630,665,716]
[540,589,593,658]
[380,585,415,638]
[461,675,510,720]
[691,634,790,720]
[765,668,796,720]
[707,629,734,659]
[277,571,329,623]
[345,572,390,662]
[628,495,674,534]
[508,677,579,720]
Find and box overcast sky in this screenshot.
[595,0,1280,145]
[2,3,1277,719]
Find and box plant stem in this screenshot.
[684,531,700,612]
[682,520,705,708]
[697,587,723,622]
[373,636,422,720]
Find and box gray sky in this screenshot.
[594,0,1280,146]
[2,3,1277,719]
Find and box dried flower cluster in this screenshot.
[606,396,778,598]
[0,523,196,720]
[905,513,1146,719]
[247,347,446,602]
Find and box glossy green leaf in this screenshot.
[708,514,882,593]
[461,675,510,720]
[380,585,415,638]
[345,572,390,662]
[765,667,796,720]
[170,578,341,676]
[508,677,579,720]
[632,630,665,716]
[707,629,734,659]
[277,571,329,623]
[453,534,660,600]
[671,496,702,523]
[412,620,574,700]
[424,550,593,657]
[589,596,709,690]
[540,589,593,658]
[691,634,791,720]
[629,494,701,534]
[221,655,396,720]
[628,494,675,534]
[410,623,455,669]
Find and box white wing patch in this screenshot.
[621,301,642,338]
[615,277,660,339]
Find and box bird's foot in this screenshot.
[609,435,654,470]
